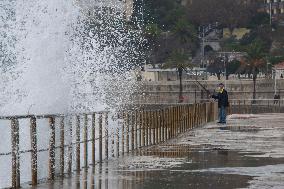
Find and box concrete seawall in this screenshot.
[134,79,284,103]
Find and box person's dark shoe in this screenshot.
[220,122,226,124]
[217,121,222,124]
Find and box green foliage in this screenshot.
[245,39,267,60]
[144,23,162,42]
[207,57,224,74]
[162,50,193,70]
[248,13,270,29]
[267,55,284,65]
[172,18,197,45]
[143,0,187,30]
[220,37,242,52]
[227,60,241,75]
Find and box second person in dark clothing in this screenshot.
[211,83,229,124]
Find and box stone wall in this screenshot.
[134,79,284,104]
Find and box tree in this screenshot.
[162,50,193,103]
[207,56,224,80]
[241,39,267,101]
[144,23,162,64]
[226,60,241,79]
[141,0,187,30]
[187,0,257,35]
[171,18,199,54]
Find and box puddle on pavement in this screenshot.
[218,125,260,132]
[25,144,284,189]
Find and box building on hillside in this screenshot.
[77,0,134,21]
[262,0,284,23]
[273,62,284,79]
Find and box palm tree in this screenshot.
[160,18,197,103]
[171,18,199,54]
[163,50,193,103]
[241,39,266,101]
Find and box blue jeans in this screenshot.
[219,106,226,123]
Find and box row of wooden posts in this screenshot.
[3,102,218,188]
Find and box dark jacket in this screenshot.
[212,89,229,108]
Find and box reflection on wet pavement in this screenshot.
[23,114,284,189]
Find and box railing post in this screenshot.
[83,114,88,168]
[91,113,96,166]
[99,114,103,163]
[48,117,55,180]
[134,111,138,150]
[149,111,152,145]
[131,112,135,151]
[60,117,65,175]
[145,111,149,146]
[121,113,125,156]
[141,111,145,147]
[167,108,171,140]
[159,110,162,142]
[75,115,81,172]
[151,111,154,145]
[105,113,109,160]
[67,117,73,174]
[11,118,20,188]
[139,111,142,148]
[160,109,163,142]
[30,117,37,186]
[111,130,115,158]
[125,112,129,153]
[116,128,120,157]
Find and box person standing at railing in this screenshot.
[210,83,229,124]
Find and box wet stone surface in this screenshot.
[24,114,284,189]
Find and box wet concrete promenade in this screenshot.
[25,114,284,189]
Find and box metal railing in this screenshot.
[229,99,284,114]
[0,102,218,188]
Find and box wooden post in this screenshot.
[173,107,176,137]
[60,117,65,175]
[158,110,161,144]
[111,131,115,158]
[152,111,156,145]
[166,108,169,140]
[145,111,149,146]
[11,118,20,188]
[139,111,142,148]
[149,111,152,145]
[162,109,164,141]
[105,113,109,160]
[83,114,88,168]
[30,117,37,185]
[91,113,96,166]
[67,117,73,174]
[76,115,81,172]
[135,111,138,150]
[131,112,135,151]
[99,114,103,163]
[11,118,16,188]
[142,111,145,147]
[125,112,130,153]
[121,114,125,156]
[116,128,120,157]
[48,117,55,180]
